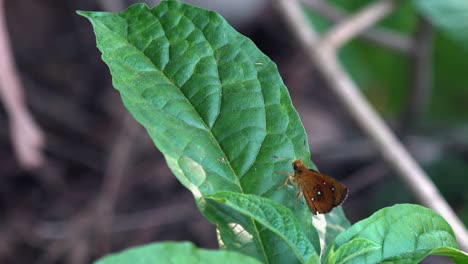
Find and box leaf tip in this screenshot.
[75,10,89,18]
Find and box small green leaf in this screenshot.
[429,247,468,263]
[206,192,320,264]
[326,238,380,264]
[326,204,467,263]
[94,241,262,264]
[413,0,468,44]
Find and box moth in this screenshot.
[281,160,348,215]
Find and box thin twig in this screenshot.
[319,0,396,50]
[36,201,198,240]
[344,161,388,194]
[400,17,433,134]
[303,0,412,53]
[95,112,141,254]
[38,112,140,263]
[97,0,127,12]
[0,0,45,169]
[275,0,468,251]
[37,207,95,264]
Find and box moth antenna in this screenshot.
[300,138,312,162]
[271,155,291,163]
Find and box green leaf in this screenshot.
[429,247,468,263]
[325,204,467,263]
[77,1,339,263]
[313,208,350,262]
[413,0,468,44]
[326,238,381,264]
[94,241,262,264]
[206,192,320,264]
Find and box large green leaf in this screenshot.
[325,204,467,264]
[95,241,262,264]
[77,1,342,263]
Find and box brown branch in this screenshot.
[38,112,141,263]
[399,17,434,134]
[275,0,468,251]
[37,207,96,264]
[303,0,412,53]
[94,113,141,254]
[0,0,45,169]
[98,0,127,12]
[318,0,397,50]
[344,162,388,194]
[35,200,198,240]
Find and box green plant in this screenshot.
[78,1,468,263]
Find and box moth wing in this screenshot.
[297,172,331,214]
[298,182,318,214]
[298,170,348,214]
[332,179,348,206]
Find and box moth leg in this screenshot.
[293,191,301,208]
[276,175,292,190]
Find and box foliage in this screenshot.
[412,0,468,44]
[413,0,468,121]
[307,0,468,120]
[79,1,467,263]
[95,241,262,264]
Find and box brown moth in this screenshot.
[280,160,348,215]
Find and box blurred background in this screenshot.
[0,0,467,263]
